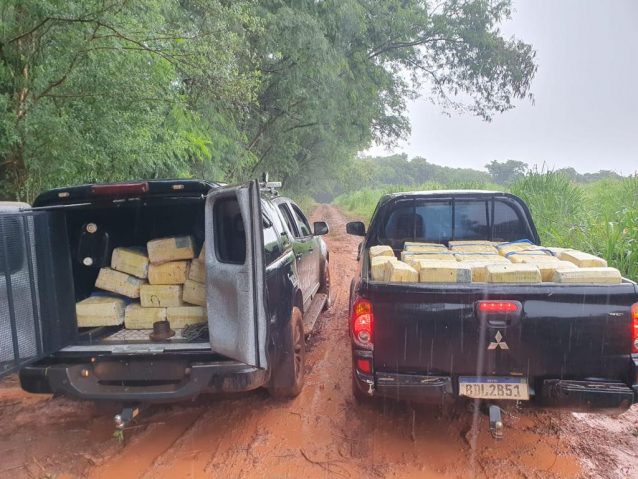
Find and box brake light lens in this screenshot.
[92,182,148,196]
[477,300,520,313]
[356,358,372,374]
[352,298,373,349]
[631,303,638,353]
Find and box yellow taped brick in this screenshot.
[497,243,542,256]
[111,247,149,279]
[507,251,556,263]
[544,246,571,257]
[76,296,125,327]
[183,279,206,306]
[404,241,447,249]
[383,261,418,283]
[148,261,190,285]
[369,245,395,258]
[415,261,472,283]
[552,267,622,284]
[167,306,207,328]
[486,264,542,283]
[400,251,456,262]
[535,260,578,282]
[558,250,608,268]
[124,304,167,329]
[140,284,183,307]
[454,253,509,263]
[450,245,498,254]
[198,242,206,260]
[189,259,206,284]
[95,267,146,298]
[460,261,504,282]
[403,256,449,273]
[404,244,447,253]
[371,256,397,281]
[448,240,495,247]
[147,236,196,264]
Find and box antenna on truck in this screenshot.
[259,172,282,196]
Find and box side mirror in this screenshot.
[346,221,366,236]
[313,221,329,236]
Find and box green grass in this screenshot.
[335,174,638,280]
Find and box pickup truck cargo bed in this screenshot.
[59,198,210,349]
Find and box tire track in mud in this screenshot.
[1,204,636,478]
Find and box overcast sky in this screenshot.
[366,0,638,174]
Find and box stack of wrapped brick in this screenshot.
[76,236,208,329]
[368,240,622,285]
[450,241,510,283]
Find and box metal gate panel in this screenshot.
[0,209,76,379]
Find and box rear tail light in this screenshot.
[477,301,521,313]
[352,297,373,349]
[356,358,372,374]
[631,303,638,353]
[92,182,148,196]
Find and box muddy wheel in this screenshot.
[268,307,305,399]
[320,260,332,311]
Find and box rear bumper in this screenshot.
[354,371,636,412]
[540,379,635,412]
[20,359,268,403]
[354,370,454,403]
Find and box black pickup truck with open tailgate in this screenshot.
[0,179,331,427]
[346,190,638,433]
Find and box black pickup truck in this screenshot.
[0,179,330,414]
[347,190,638,419]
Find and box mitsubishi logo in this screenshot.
[488,331,509,350]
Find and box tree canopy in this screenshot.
[1,0,538,201]
[485,159,528,184]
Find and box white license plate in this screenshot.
[458,376,529,400]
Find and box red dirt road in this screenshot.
[1,204,637,478]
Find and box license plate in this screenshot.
[458,376,529,400]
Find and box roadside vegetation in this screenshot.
[335,169,638,280]
[1,1,537,202]
[512,172,638,281]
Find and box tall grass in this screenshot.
[335,174,638,280]
[510,170,587,247]
[579,177,638,279]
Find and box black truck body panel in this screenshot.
[0,208,77,378]
[366,282,637,382]
[350,191,638,411]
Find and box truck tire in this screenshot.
[268,307,305,399]
[319,260,332,311]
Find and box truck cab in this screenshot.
[0,179,330,403]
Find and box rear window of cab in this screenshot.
[379,198,529,246]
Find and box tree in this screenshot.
[0,0,256,200]
[486,160,528,184]
[237,0,537,194]
[0,0,538,200]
